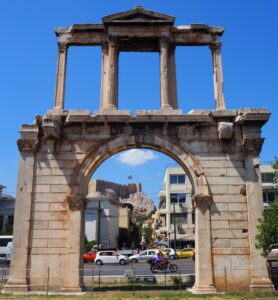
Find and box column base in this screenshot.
[250,278,274,291]
[192,284,217,294]
[4,279,29,293]
[62,286,83,293]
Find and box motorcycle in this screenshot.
[149,258,178,273]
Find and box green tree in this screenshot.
[143,224,153,244]
[256,199,278,256]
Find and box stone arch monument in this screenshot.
[6,7,272,293]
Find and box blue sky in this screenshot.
[0,1,277,204]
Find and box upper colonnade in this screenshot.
[54,6,225,112]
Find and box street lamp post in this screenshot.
[173,202,177,251]
[97,200,101,248]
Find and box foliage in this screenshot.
[273,157,278,188]
[84,235,96,252]
[170,275,183,285]
[0,223,13,235]
[142,224,154,244]
[118,227,131,248]
[256,199,278,256]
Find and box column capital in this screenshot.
[67,195,86,211]
[159,36,170,49]
[57,42,68,53]
[17,139,38,153]
[107,37,119,48]
[192,194,213,211]
[242,137,264,155]
[210,41,222,51]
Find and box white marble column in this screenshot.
[105,40,119,110]
[100,43,109,109]
[169,44,178,109]
[62,195,85,292]
[210,41,225,110]
[5,142,37,292]
[192,194,216,294]
[243,138,273,291]
[54,43,68,110]
[160,37,172,110]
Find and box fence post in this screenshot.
[91,263,94,294]
[46,266,50,296]
[224,267,227,293]
[0,267,4,293]
[179,271,182,295]
[132,262,135,296]
[98,265,101,288]
[164,268,167,286]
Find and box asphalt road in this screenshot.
[83,258,195,277]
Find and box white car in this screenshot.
[163,248,176,260]
[94,250,128,265]
[129,249,159,263]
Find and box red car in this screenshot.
[83,249,98,263]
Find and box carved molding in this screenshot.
[41,113,62,140]
[68,195,85,211]
[17,139,38,153]
[58,42,68,53]
[160,36,169,49]
[192,194,213,210]
[210,41,222,52]
[242,137,264,155]
[218,122,233,139]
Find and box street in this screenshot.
[83,259,195,277]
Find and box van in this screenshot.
[0,235,13,259]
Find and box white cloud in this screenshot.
[117,149,158,166]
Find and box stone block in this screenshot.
[211,212,248,221]
[229,203,247,212]
[30,248,68,254]
[35,175,71,185]
[230,238,249,248]
[212,238,230,247]
[51,168,74,176]
[211,221,230,229]
[33,203,49,211]
[35,168,52,176]
[47,238,67,247]
[213,195,246,203]
[226,168,246,177]
[34,193,65,202]
[50,185,69,193]
[212,248,250,255]
[49,203,67,212]
[32,220,49,230]
[49,221,69,230]
[33,211,69,221]
[230,221,248,229]
[212,229,245,239]
[34,185,50,193]
[33,230,67,239]
[211,203,229,212]
[205,168,227,177]
[207,176,245,185]
[31,239,48,248]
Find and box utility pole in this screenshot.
[173,202,177,251]
[97,200,101,248]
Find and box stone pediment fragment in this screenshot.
[102,6,174,25]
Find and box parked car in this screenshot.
[161,248,176,260]
[83,249,98,263]
[94,250,128,265]
[176,248,195,259]
[267,244,278,259]
[129,249,159,263]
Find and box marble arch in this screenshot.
[6,6,272,294]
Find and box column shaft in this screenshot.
[245,154,273,291]
[105,41,118,110]
[169,45,178,109]
[210,42,225,110]
[100,44,109,109]
[54,43,68,110]
[160,38,172,110]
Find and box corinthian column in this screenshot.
[100,42,109,109]
[210,41,225,110]
[242,137,273,291]
[105,40,119,110]
[160,37,172,110]
[54,42,68,110]
[192,194,216,294]
[169,44,178,109]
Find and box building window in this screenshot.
[171,213,187,224]
[261,173,274,183]
[170,174,185,184]
[0,216,3,231]
[170,193,186,204]
[263,192,275,203]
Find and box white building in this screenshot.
[0,185,15,233]
[155,166,194,248]
[260,164,278,207]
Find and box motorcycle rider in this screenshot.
[153,250,167,265]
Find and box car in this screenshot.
[267,244,278,260]
[161,248,176,260]
[83,249,98,263]
[94,250,128,265]
[176,248,195,259]
[129,249,159,263]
